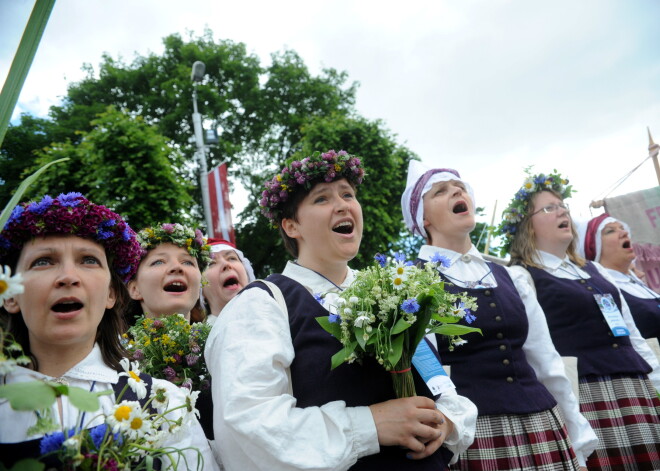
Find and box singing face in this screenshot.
[128,243,201,318]
[3,235,116,356]
[599,221,635,269]
[282,178,363,267]
[529,190,573,253]
[202,249,249,315]
[422,180,475,242]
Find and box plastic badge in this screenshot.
[412,338,455,396]
[594,293,629,337]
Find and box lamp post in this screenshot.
[191,60,214,235]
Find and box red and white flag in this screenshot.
[207,163,235,244]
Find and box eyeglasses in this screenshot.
[530,203,570,216]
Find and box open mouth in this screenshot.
[622,240,631,249]
[558,221,569,229]
[52,300,83,313]
[332,221,354,235]
[223,276,239,288]
[164,281,187,293]
[452,201,468,214]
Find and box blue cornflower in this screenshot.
[430,252,451,268]
[97,219,116,240]
[0,236,10,249]
[401,298,420,314]
[122,227,132,241]
[90,424,123,449]
[27,195,54,215]
[393,251,406,263]
[374,253,387,268]
[40,428,75,454]
[7,205,24,225]
[328,313,341,323]
[465,310,477,324]
[313,293,324,304]
[534,174,547,184]
[57,192,84,207]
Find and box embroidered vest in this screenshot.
[424,261,557,415]
[250,274,453,471]
[526,262,651,377]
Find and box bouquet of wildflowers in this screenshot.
[124,315,212,391]
[317,252,481,398]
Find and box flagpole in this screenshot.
[483,200,498,255]
[648,127,660,186]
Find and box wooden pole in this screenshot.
[483,200,498,255]
[649,127,660,186]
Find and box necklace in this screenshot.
[292,261,346,292]
[627,275,660,301]
[439,266,494,289]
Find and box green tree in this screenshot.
[29,106,193,227]
[0,114,59,207]
[237,114,417,276]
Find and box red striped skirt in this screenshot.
[579,373,660,471]
[450,406,580,471]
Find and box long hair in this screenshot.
[509,189,585,268]
[0,250,130,372]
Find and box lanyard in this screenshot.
[439,266,494,289]
[556,264,605,295]
[627,276,660,302]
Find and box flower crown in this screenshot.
[497,170,573,254]
[259,150,365,223]
[0,193,141,282]
[136,223,211,272]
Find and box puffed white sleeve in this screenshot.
[434,388,477,464]
[507,266,599,466]
[151,378,221,471]
[204,287,380,471]
[593,262,660,390]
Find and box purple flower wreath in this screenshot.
[0,192,142,282]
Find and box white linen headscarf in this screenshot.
[575,213,632,262]
[401,160,475,238]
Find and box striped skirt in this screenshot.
[579,374,660,471]
[450,406,580,471]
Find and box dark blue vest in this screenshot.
[250,274,452,471]
[620,290,660,340]
[423,261,557,415]
[526,262,651,377]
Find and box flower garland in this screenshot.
[497,170,573,255]
[0,193,141,282]
[136,223,211,272]
[259,150,365,224]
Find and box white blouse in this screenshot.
[205,261,478,471]
[418,244,599,466]
[605,268,659,299]
[0,344,219,470]
[509,250,660,392]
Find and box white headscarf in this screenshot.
[575,213,632,262]
[206,239,256,282]
[401,160,475,238]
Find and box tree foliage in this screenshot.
[29,106,193,227]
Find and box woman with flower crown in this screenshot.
[577,213,660,341]
[500,173,660,470]
[0,193,218,470]
[401,161,598,470]
[205,150,477,471]
[125,223,211,324]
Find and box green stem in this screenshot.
[390,351,416,398]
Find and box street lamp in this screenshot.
[191,60,214,235]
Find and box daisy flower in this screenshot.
[107,401,142,433]
[149,385,170,411]
[183,389,201,420]
[118,358,147,399]
[125,408,153,440]
[0,265,23,303]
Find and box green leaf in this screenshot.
[5,458,45,471]
[67,385,101,412]
[355,327,366,349]
[0,381,56,411]
[390,317,413,335]
[330,341,357,370]
[316,316,341,338]
[0,158,69,230]
[387,334,405,367]
[429,325,482,336]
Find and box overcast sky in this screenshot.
[2,0,659,234]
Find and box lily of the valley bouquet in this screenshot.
[317,252,481,398]
[124,315,212,391]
